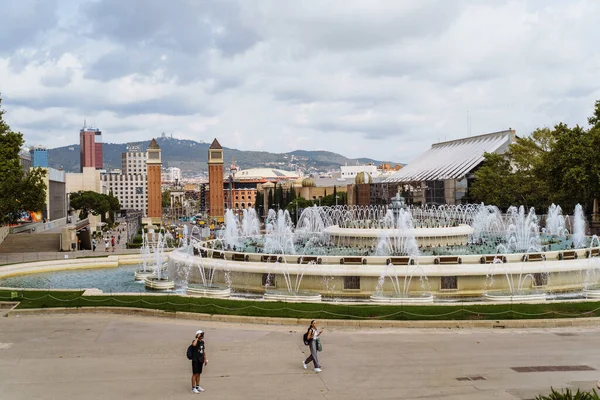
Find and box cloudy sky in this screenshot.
[1,0,599,163]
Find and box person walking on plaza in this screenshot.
[191,330,208,393]
[92,238,97,252]
[104,238,109,252]
[111,236,115,252]
[303,320,324,372]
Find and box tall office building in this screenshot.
[208,138,224,219]
[79,125,103,172]
[29,146,48,168]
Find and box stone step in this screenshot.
[0,233,61,253]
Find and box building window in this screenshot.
[441,276,458,290]
[533,273,548,287]
[344,276,360,290]
[262,273,275,287]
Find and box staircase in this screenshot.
[0,233,61,253]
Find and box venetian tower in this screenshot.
[208,138,224,220]
[146,138,162,224]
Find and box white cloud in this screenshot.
[0,0,599,164]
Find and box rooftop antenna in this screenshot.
[84,119,87,129]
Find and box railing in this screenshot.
[9,216,72,234]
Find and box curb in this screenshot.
[7,306,600,329]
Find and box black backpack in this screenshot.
[302,330,310,346]
[186,344,194,360]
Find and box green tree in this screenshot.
[0,95,47,225]
[545,123,598,213]
[162,189,171,208]
[267,189,274,211]
[286,196,313,222]
[469,152,516,209]
[69,191,120,220]
[255,190,264,215]
[470,100,600,214]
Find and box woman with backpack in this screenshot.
[302,320,324,372]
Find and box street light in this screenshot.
[335,195,339,207]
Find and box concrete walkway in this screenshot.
[0,248,142,265]
[1,313,600,399]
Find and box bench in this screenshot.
[434,256,462,265]
[297,256,322,264]
[480,255,507,264]
[193,247,199,256]
[386,257,414,266]
[587,248,600,258]
[522,253,545,262]
[261,255,281,263]
[559,250,578,260]
[340,257,366,265]
[231,253,249,262]
[211,251,225,259]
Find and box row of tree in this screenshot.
[469,100,600,214]
[0,95,48,225]
[252,183,348,222]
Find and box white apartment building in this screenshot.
[340,164,378,179]
[101,146,148,215]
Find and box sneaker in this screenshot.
[314,368,322,373]
[197,387,205,392]
[192,388,199,394]
[302,362,307,370]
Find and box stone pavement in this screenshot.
[0,249,141,265]
[1,313,600,399]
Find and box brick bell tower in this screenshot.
[146,138,162,224]
[208,138,224,221]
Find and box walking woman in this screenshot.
[303,320,324,372]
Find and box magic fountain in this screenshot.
[167,193,600,303]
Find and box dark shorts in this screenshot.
[192,360,203,375]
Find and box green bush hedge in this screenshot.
[536,387,600,400]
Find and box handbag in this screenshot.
[316,337,322,352]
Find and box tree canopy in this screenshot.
[470,100,600,214]
[69,191,121,220]
[0,95,47,225]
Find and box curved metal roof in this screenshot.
[385,130,515,183]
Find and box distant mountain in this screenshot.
[48,137,402,176]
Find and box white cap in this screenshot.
[196,330,203,336]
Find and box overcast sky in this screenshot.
[1,0,599,163]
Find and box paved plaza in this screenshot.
[1,311,600,399]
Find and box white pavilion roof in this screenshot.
[385,130,515,183]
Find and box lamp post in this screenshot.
[335,195,339,207]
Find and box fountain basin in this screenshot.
[483,290,547,302]
[370,293,434,303]
[263,289,322,303]
[134,270,155,281]
[187,284,231,298]
[583,285,600,299]
[145,277,175,290]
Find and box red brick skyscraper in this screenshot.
[208,138,224,220]
[79,125,103,172]
[146,138,162,222]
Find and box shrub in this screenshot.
[536,387,600,400]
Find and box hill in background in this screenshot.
[48,137,401,176]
